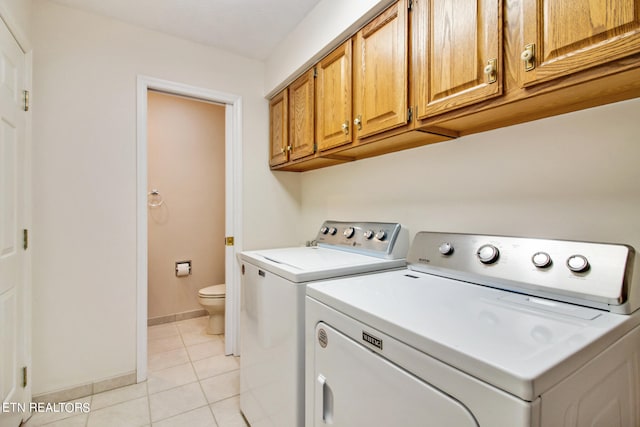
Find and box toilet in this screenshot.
[198,284,226,334]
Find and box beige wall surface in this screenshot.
[298,98,640,306]
[31,0,300,396]
[147,91,225,320]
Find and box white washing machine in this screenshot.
[239,221,409,427]
[306,231,640,426]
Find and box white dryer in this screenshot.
[306,231,640,426]
[239,221,408,427]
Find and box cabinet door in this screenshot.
[415,0,502,120]
[316,40,352,151]
[353,0,408,139]
[521,0,640,87]
[289,69,316,161]
[269,89,288,167]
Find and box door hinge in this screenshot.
[22,366,27,387]
[23,90,29,112]
[408,107,413,123]
[313,67,318,78]
[313,142,318,153]
[408,0,413,11]
[225,236,234,246]
[23,229,28,250]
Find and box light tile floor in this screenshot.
[23,316,247,427]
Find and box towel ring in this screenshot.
[148,189,164,207]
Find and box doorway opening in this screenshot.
[136,76,243,383]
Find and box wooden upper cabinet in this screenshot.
[353,0,408,139]
[520,0,640,87]
[415,0,502,120]
[288,69,316,161]
[316,40,353,151]
[269,89,288,167]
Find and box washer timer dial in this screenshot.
[477,244,500,264]
[567,255,590,273]
[343,227,355,239]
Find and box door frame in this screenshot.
[136,76,243,382]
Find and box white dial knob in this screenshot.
[532,252,552,268]
[477,244,499,264]
[320,226,329,235]
[343,227,355,239]
[328,227,337,235]
[439,242,454,256]
[567,255,590,273]
[364,230,374,240]
[375,230,387,241]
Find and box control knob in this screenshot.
[328,227,337,235]
[343,227,355,239]
[439,242,454,256]
[320,226,329,235]
[531,252,552,269]
[375,230,387,241]
[364,230,374,240]
[477,244,499,264]
[567,255,590,273]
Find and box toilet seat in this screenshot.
[198,284,226,298]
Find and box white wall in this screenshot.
[31,0,300,395]
[264,0,394,96]
[299,98,640,303]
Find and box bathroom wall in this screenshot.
[147,91,225,321]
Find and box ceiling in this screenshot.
[49,0,322,61]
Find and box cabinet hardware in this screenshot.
[521,44,535,72]
[484,58,497,84]
[354,115,362,130]
[341,121,349,135]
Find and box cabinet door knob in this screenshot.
[484,58,497,84]
[341,121,349,135]
[353,115,362,130]
[521,44,535,71]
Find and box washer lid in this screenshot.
[306,269,640,401]
[239,246,405,283]
[199,284,225,297]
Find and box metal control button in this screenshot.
[328,227,337,235]
[343,227,355,239]
[477,244,499,264]
[532,252,552,268]
[364,230,374,240]
[375,230,387,241]
[439,242,454,256]
[567,255,590,273]
[320,226,329,235]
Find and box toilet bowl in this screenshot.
[198,284,226,334]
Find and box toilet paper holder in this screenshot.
[176,260,192,277]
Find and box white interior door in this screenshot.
[0,19,27,427]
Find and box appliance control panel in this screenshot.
[407,232,634,311]
[315,221,408,259]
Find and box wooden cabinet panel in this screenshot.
[288,69,315,161]
[354,0,408,139]
[269,89,288,167]
[316,40,353,151]
[521,0,640,86]
[415,0,502,119]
